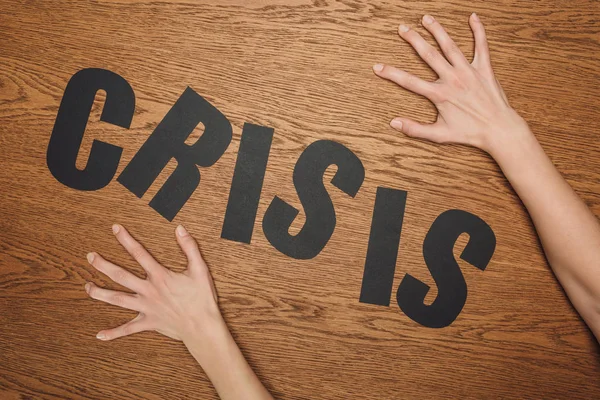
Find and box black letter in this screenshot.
[359,187,407,306]
[262,140,365,259]
[396,209,496,328]
[221,123,274,243]
[117,87,232,221]
[47,68,134,190]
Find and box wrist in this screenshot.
[180,303,228,344]
[182,311,232,364]
[481,110,536,160]
[485,122,548,185]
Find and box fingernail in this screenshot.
[372,64,384,73]
[423,15,434,25]
[96,332,106,340]
[176,225,189,237]
[390,119,403,130]
[399,24,410,33]
[112,224,120,234]
[472,12,479,21]
[86,252,95,264]
[84,282,91,293]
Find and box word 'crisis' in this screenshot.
[47,68,496,328]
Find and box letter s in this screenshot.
[396,209,496,328]
[262,140,365,259]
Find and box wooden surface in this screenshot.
[1,0,599,398]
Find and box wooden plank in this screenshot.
[0,0,599,398]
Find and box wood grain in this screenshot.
[1,0,599,398]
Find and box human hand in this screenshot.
[84,224,222,342]
[373,13,531,154]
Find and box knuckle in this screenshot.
[445,43,461,56]
[405,74,417,87]
[426,91,441,104]
[121,324,132,336]
[113,269,128,284]
[422,48,438,62]
[131,245,146,260]
[452,77,465,90]
[112,294,126,307]
[149,270,169,288]
[190,259,205,271]
[182,236,196,248]
[428,84,446,103]
[448,75,467,90]
[420,81,435,95]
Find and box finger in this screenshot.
[372,64,438,101]
[86,252,146,293]
[175,226,217,301]
[112,224,164,278]
[175,225,207,273]
[469,13,491,69]
[421,15,469,67]
[390,118,447,143]
[398,24,452,77]
[85,282,143,312]
[96,313,149,341]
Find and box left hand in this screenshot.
[84,224,222,342]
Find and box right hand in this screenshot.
[372,13,531,154]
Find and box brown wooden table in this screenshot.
[1,1,599,398]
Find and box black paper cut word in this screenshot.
[47,68,497,328]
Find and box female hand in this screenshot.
[85,225,273,398]
[84,224,221,342]
[373,13,530,154]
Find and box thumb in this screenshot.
[390,118,447,143]
[175,225,218,302]
[175,225,207,273]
